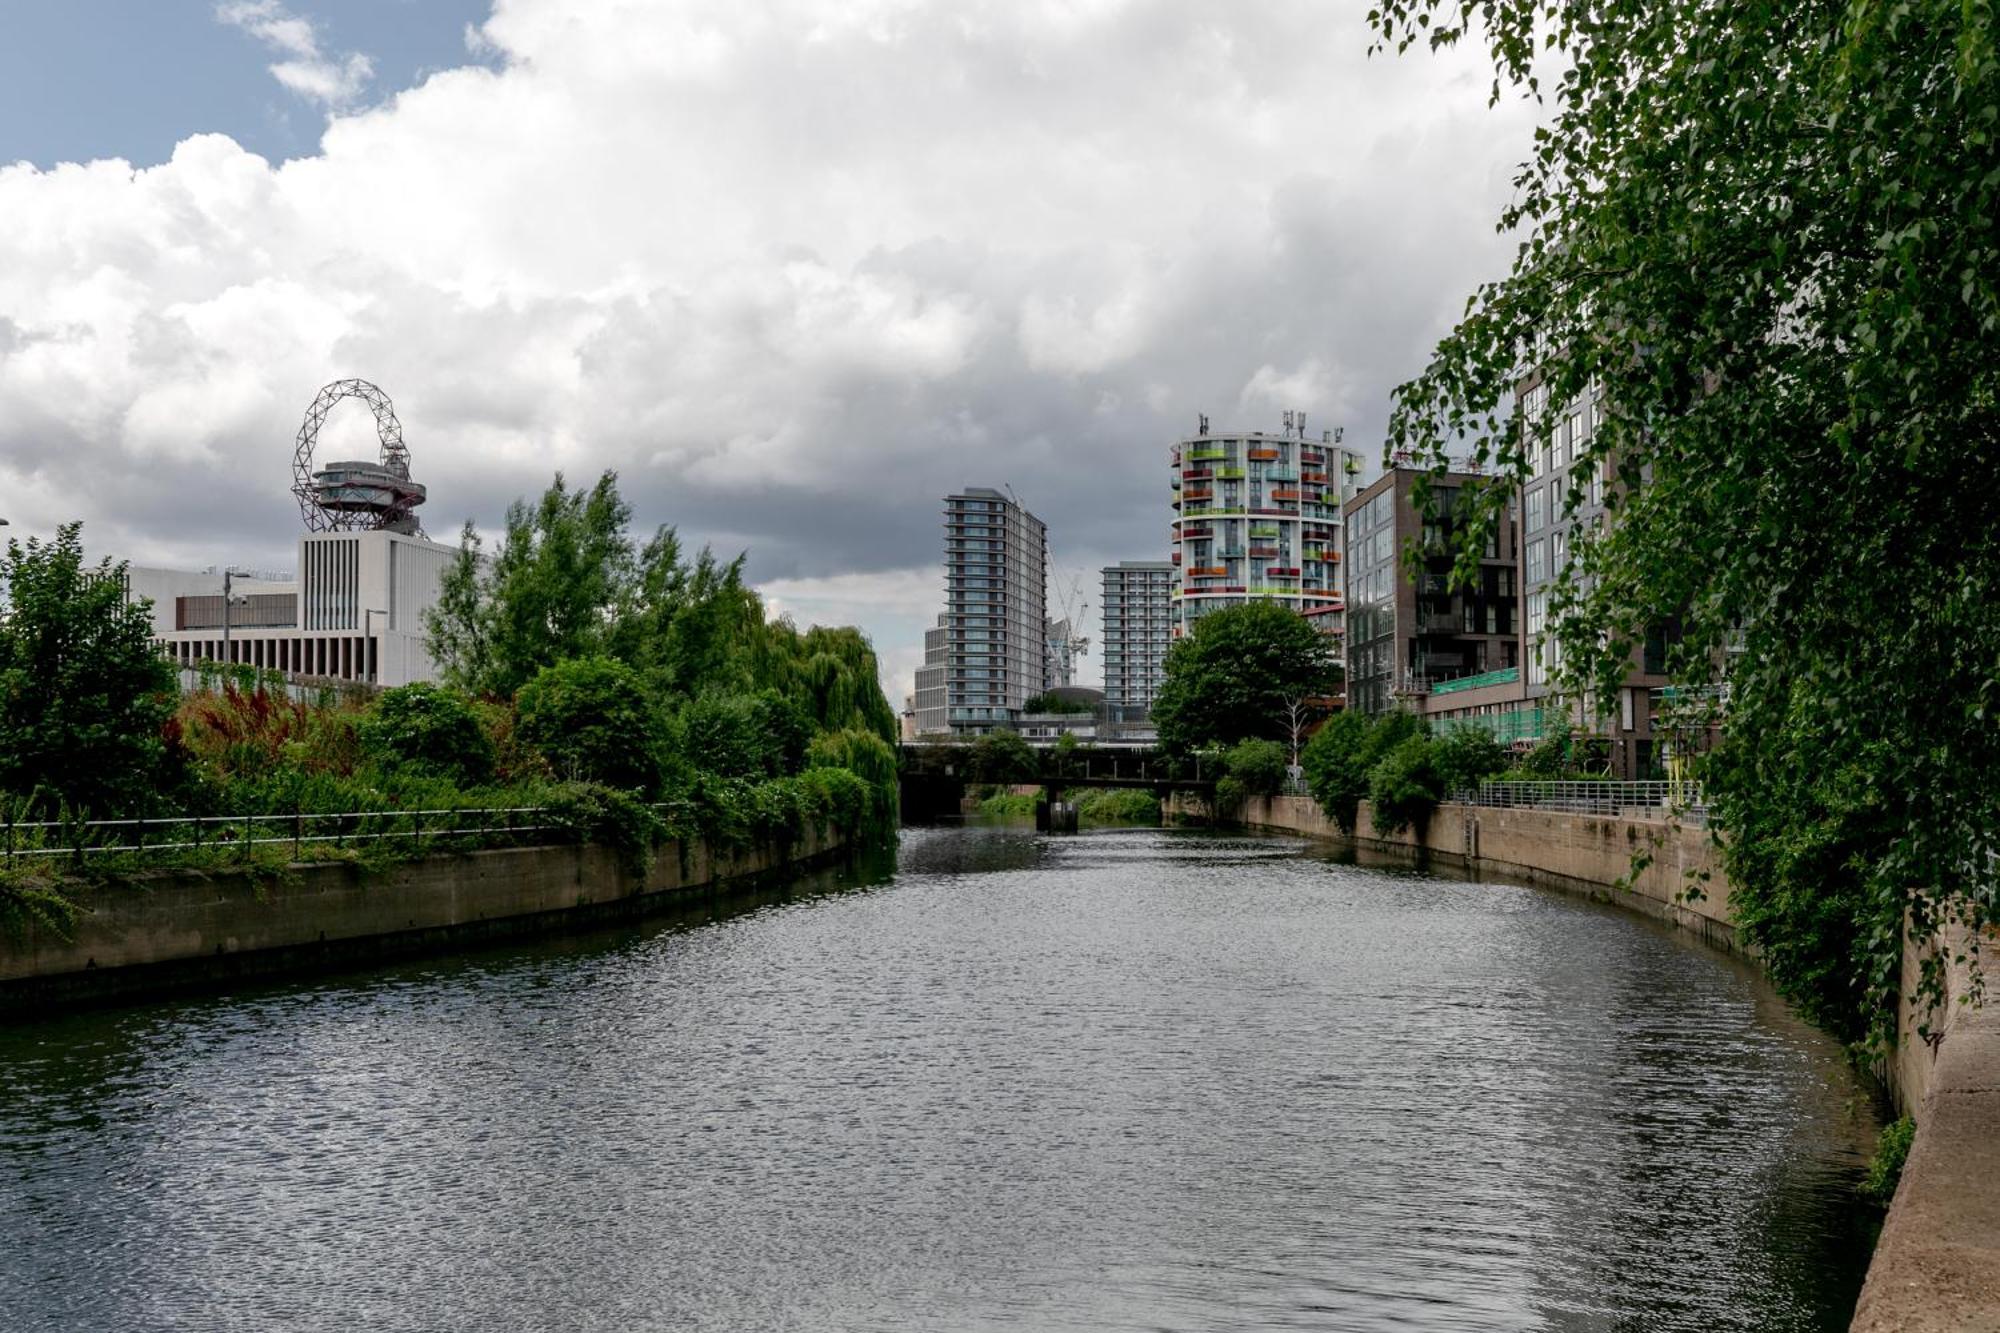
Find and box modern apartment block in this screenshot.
[912,614,950,735]
[1169,414,1366,646]
[1342,466,1521,717]
[1516,375,1670,778]
[1100,560,1173,720]
[936,487,1049,734]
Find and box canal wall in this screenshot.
[1853,922,2000,1331]
[0,825,852,1015]
[1179,793,1733,950]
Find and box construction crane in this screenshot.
[1048,570,1091,688]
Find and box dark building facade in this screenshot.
[1342,466,1520,716]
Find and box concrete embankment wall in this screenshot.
[1853,925,2000,1331]
[1174,791,2000,1332]
[0,825,850,1015]
[1180,793,1733,949]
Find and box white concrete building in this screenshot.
[1100,560,1173,720]
[138,529,458,687]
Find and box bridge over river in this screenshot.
[897,742,1216,821]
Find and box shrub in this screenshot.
[677,689,815,781]
[1301,710,1422,833]
[1369,734,1445,835]
[358,683,495,784]
[1862,1115,1915,1205]
[516,656,663,792]
[969,729,1034,783]
[1224,738,1289,797]
[1430,727,1508,797]
[1212,775,1248,820]
[1072,788,1160,823]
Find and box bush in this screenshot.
[1301,710,1422,833]
[1224,738,1289,797]
[1212,775,1248,820]
[677,689,815,781]
[1862,1115,1915,1205]
[516,656,663,792]
[358,683,495,784]
[1368,734,1445,835]
[1072,788,1160,823]
[969,730,1035,783]
[1431,727,1508,797]
[806,728,900,843]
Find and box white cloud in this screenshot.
[1,0,1540,699]
[216,1,375,107]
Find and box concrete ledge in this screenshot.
[1855,928,2000,1332]
[0,825,853,1015]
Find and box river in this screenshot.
[0,824,1879,1331]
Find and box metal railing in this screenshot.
[0,804,603,866]
[1452,780,1708,826]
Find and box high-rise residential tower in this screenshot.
[1100,560,1173,720]
[939,487,1049,734]
[1169,415,1366,647]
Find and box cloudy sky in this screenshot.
[0,0,1535,700]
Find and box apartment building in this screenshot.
[1341,466,1521,716]
[935,487,1049,734]
[1169,414,1366,648]
[1100,560,1173,721]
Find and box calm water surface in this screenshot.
[1,825,1879,1331]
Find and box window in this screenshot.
[1590,465,1604,508]
[1527,486,1546,531]
[1527,539,1547,583]
[1527,589,1547,635]
[1567,409,1585,461]
[1552,528,1569,576]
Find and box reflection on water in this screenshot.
[0,824,1877,1331]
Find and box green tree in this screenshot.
[0,524,178,815]
[1369,0,2000,1049]
[1152,601,1339,753]
[968,729,1035,784]
[1368,734,1445,836]
[1430,727,1508,796]
[677,690,814,781]
[514,656,662,792]
[357,683,495,784]
[1301,710,1422,834]
[1223,738,1289,797]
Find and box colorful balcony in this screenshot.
[1248,524,1281,538]
[1247,447,1280,461]
[1188,448,1227,462]
[1182,488,1213,502]
[1181,468,1212,481]
[1189,566,1228,577]
[1302,472,1328,484]
[1217,467,1245,479]
[1265,566,1300,577]
[1273,488,1305,501]
[1248,546,1280,558]
[1170,552,1181,564]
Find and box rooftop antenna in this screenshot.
[1197,413,1209,435]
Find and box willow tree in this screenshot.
[1370,1,2000,1049]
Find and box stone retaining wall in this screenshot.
[1182,793,1732,948]
[0,825,851,1015]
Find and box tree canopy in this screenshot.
[425,470,896,745]
[1151,601,1340,753]
[1370,1,2000,1047]
[0,525,178,816]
